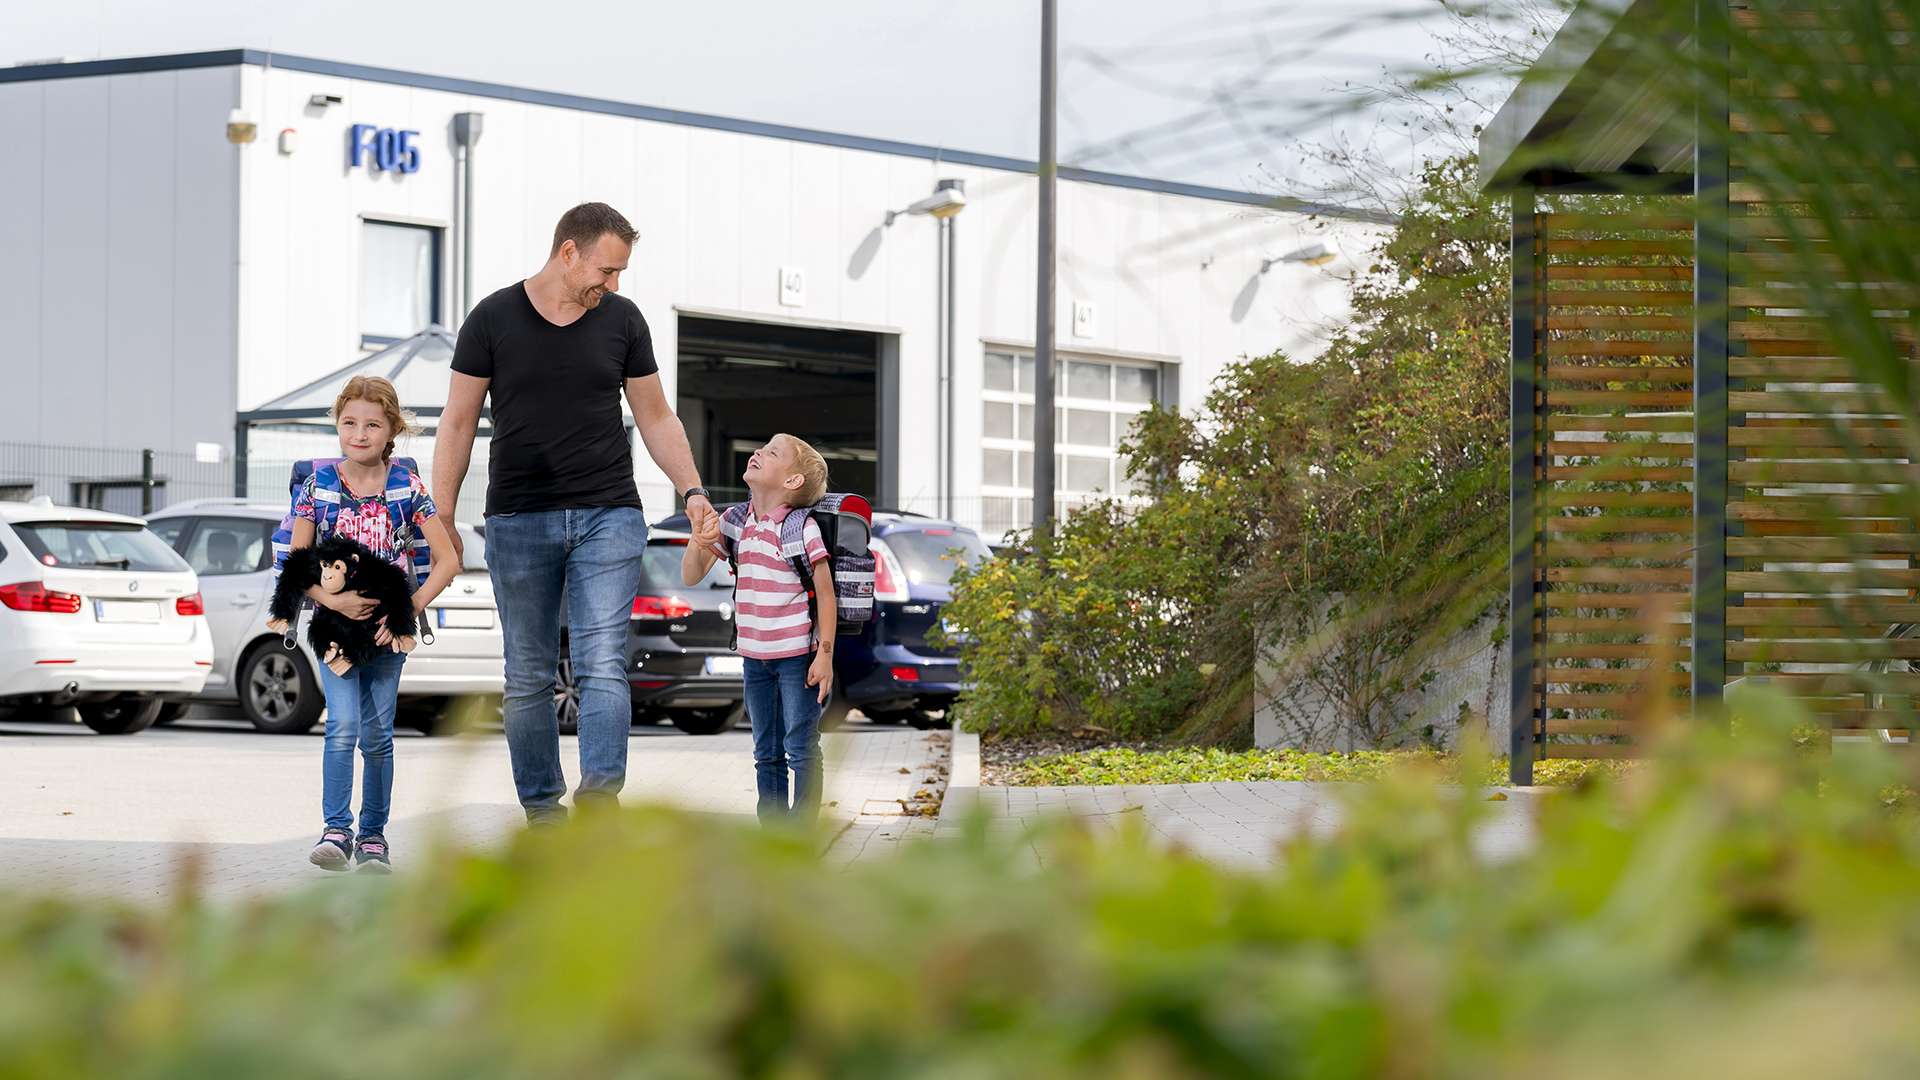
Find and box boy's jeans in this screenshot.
[743,654,824,826]
[318,649,406,837]
[486,507,648,822]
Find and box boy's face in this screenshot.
[743,435,804,499]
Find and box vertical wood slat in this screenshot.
[1693,0,1732,712]
[1510,188,1539,787]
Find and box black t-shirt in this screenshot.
[452,282,660,516]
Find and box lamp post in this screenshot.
[886,180,968,519]
[1034,0,1058,538]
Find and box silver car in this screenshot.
[145,500,504,733]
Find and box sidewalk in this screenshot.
[933,731,1541,869]
[0,716,947,903]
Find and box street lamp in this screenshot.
[885,178,967,520]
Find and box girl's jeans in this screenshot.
[743,653,824,826]
[318,649,407,837]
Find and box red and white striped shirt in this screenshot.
[726,504,829,660]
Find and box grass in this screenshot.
[1008,746,1633,787]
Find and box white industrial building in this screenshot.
[0,49,1384,535]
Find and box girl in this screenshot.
[270,376,458,873]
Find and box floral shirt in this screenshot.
[292,466,437,582]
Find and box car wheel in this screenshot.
[554,652,581,736]
[820,686,853,732]
[400,696,452,735]
[670,705,741,736]
[865,709,912,725]
[78,695,163,735]
[154,702,187,725]
[241,645,323,734]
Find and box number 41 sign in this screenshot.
[348,124,422,174]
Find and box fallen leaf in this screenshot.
[898,767,911,774]
[1486,791,1509,802]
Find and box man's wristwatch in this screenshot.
[682,486,711,504]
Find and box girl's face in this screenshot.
[336,399,391,465]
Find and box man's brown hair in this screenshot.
[550,202,638,257]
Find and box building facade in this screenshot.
[0,49,1383,533]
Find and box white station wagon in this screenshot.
[146,499,504,733]
[0,498,213,733]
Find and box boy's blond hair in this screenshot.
[779,434,829,507]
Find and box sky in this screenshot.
[0,0,1488,201]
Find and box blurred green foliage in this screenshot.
[6,694,1920,1078]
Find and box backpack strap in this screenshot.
[780,510,822,639]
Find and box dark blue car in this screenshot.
[652,508,993,727]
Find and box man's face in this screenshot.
[562,233,632,309]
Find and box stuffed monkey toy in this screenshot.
[268,534,419,676]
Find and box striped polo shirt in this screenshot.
[727,504,830,661]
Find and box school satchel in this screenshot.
[267,456,434,645]
[718,494,877,645]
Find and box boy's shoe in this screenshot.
[353,835,392,873]
[309,828,353,871]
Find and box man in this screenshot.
[435,202,715,823]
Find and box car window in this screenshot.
[13,522,192,572]
[149,517,188,550]
[641,538,733,588]
[183,518,271,576]
[885,527,993,587]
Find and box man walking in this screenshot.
[435,202,715,823]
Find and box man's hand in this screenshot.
[317,590,378,621]
[686,494,716,540]
[805,649,834,704]
[446,526,466,568]
[694,508,723,552]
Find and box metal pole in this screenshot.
[943,213,957,521]
[452,112,484,322]
[934,216,947,520]
[1692,0,1730,713]
[233,422,249,498]
[140,449,155,515]
[1032,0,1058,537]
[451,142,467,319]
[1508,188,1538,786]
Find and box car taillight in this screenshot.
[889,666,921,682]
[632,595,694,620]
[870,539,909,603]
[176,593,206,616]
[0,581,82,614]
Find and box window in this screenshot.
[149,518,188,551]
[182,518,272,576]
[979,351,1160,506]
[361,220,442,345]
[13,522,190,573]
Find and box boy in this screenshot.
[684,434,836,825]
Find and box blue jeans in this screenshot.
[743,654,824,826]
[486,506,648,822]
[318,649,406,837]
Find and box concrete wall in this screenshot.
[0,67,241,454]
[1254,608,1512,753]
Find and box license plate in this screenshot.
[436,608,495,630]
[95,600,160,624]
[704,656,744,676]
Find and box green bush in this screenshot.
[7,694,1920,1077]
[941,492,1238,740]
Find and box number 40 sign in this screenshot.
[348,123,422,174]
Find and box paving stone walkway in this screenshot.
[0,710,946,903]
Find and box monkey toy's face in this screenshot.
[319,558,351,595]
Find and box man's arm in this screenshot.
[625,373,713,530]
[434,371,490,562]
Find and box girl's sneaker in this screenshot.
[309,828,353,871]
[354,835,392,873]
